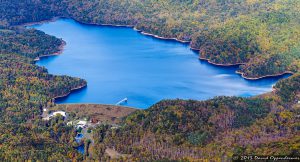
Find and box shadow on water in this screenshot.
[55,86,88,103]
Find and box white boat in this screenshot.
[116,98,128,105]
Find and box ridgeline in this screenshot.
[0,0,299,161]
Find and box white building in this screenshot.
[67,121,73,126]
[76,120,87,129]
[42,111,67,121]
[53,111,67,117]
[42,116,50,121]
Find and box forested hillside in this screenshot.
[66,0,300,79]
[90,75,300,161]
[0,0,299,161]
[1,0,300,79]
[0,27,86,160]
[0,28,64,59]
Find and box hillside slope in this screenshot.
[0,28,86,160]
[91,74,300,161]
[0,0,299,161]
[1,0,300,78]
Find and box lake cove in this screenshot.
[30,19,289,108]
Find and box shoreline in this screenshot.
[21,17,61,27]
[59,103,138,110]
[53,84,87,101]
[24,17,293,81]
[139,31,190,43]
[34,40,66,61]
[69,17,191,43]
[198,56,245,66]
[190,47,246,66]
[235,71,293,80]
[77,21,135,28]
[23,18,90,113]
[72,18,191,43]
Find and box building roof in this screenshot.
[77,120,87,125]
[53,111,66,117]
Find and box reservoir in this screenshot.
[31,19,288,108]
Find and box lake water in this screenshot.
[31,19,289,108]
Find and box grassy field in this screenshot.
[49,104,136,124]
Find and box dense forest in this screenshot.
[0,29,64,59]
[0,0,299,161]
[0,25,86,160]
[89,80,300,160]
[1,0,300,79]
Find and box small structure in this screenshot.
[67,121,73,126]
[111,124,120,129]
[43,116,51,121]
[42,111,67,121]
[91,118,99,124]
[53,111,67,117]
[76,120,87,129]
[116,97,128,105]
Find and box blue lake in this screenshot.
[31,19,289,108]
